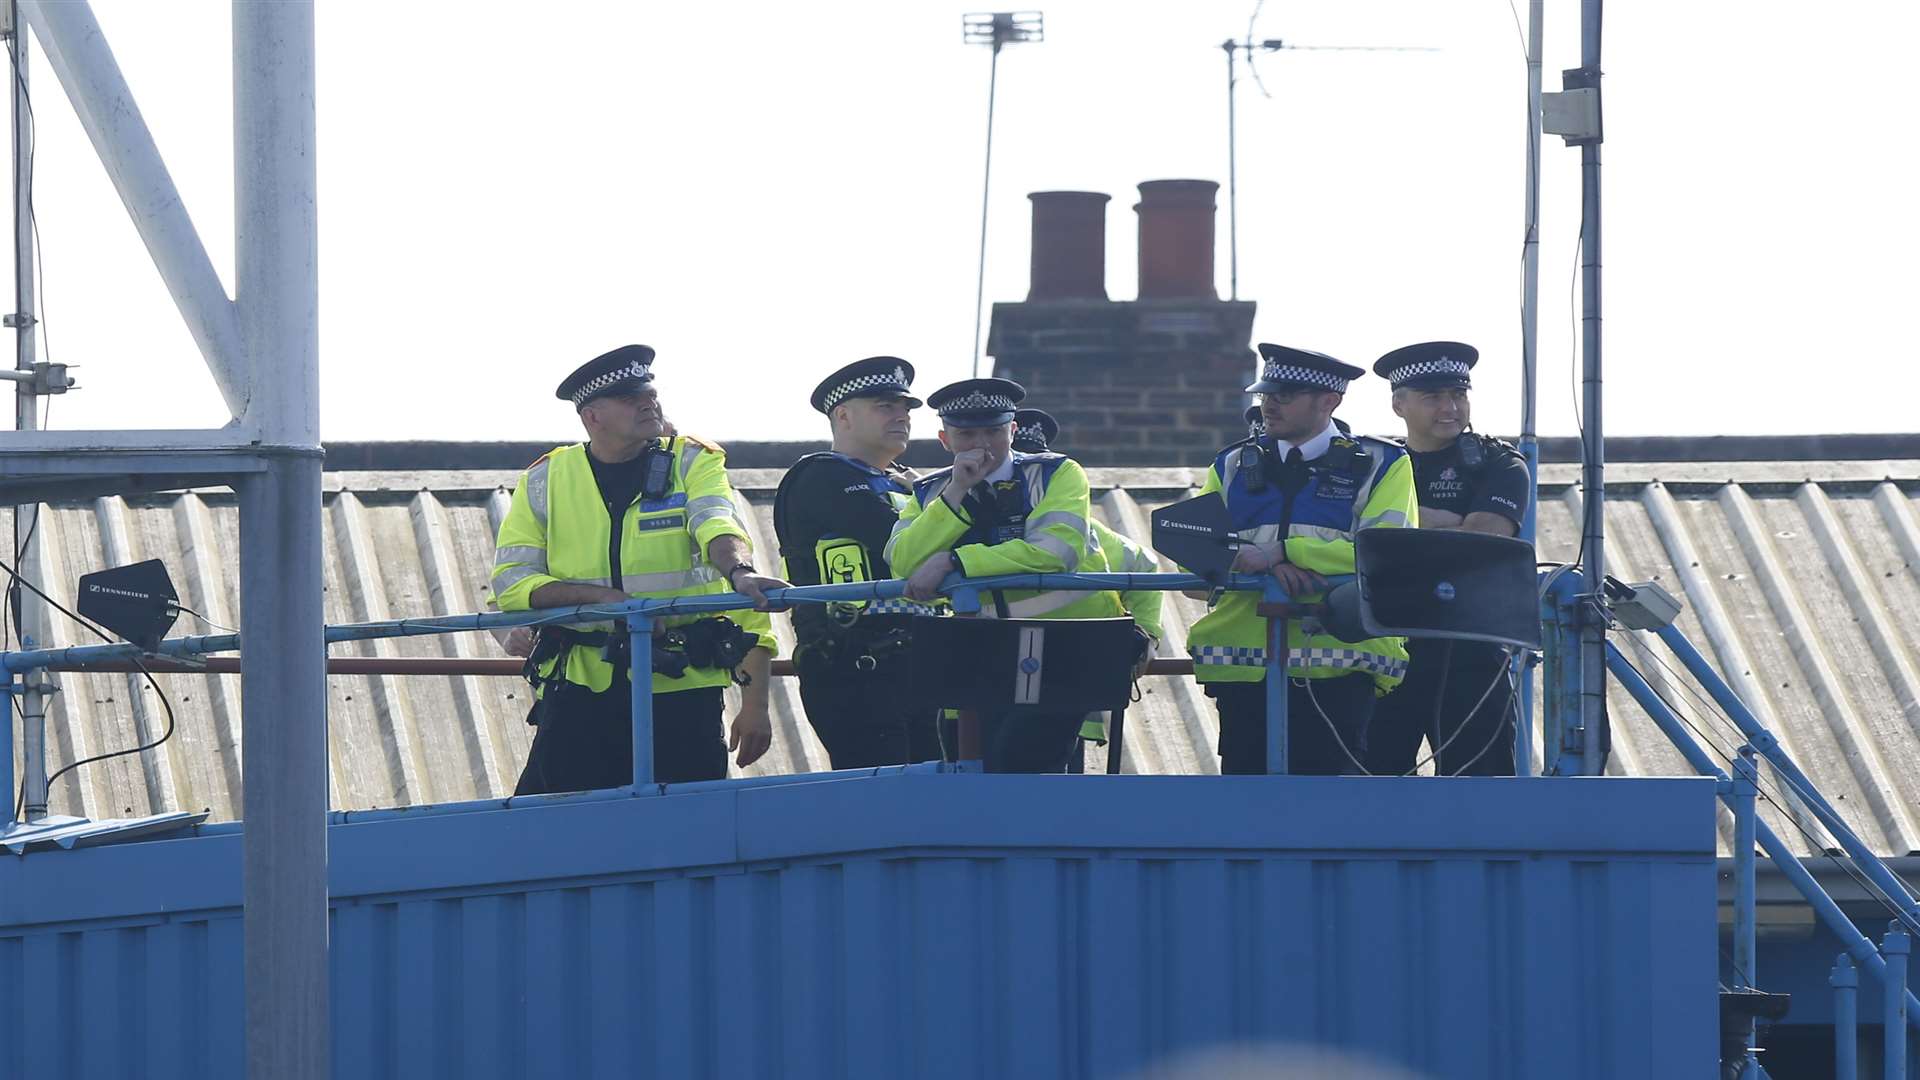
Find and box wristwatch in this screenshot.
[726,563,758,585]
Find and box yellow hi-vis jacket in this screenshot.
[1079,518,1163,743]
[885,452,1124,621]
[1185,430,1417,692]
[490,439,777,695]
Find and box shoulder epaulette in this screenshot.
[681,434,724,454]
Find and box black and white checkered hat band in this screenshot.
[1014,423,1047,446]
[822,368,911,410]
[1390,358,1471,385]
[1260,363,1348,392]
[940,391,1015,414]
[570,360,651,406]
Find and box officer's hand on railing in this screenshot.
[1268,560,1325,599]
[729,569,790,612]
[728,700,772,768]
[1231,542,1277,574]
[499,626,535,658]
[904,552,955,602]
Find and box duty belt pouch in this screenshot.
[906,616,1137,713]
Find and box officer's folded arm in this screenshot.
[527,580,634,608]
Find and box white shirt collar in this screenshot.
[984,453,1018,484]
[1273,420,1337,461]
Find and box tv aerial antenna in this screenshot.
[1221,2,1436,299]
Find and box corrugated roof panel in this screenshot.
[4,462,1918,857]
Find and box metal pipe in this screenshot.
[1656,623,1920,931]
[1223,40,1238,301]
[1,675,14,827]
[1606,642,1920,1034]
[3,572,1287,674]
[1264,606,1287,774]
[7,14,50,821]
[1733,745,1758,995]
[17,0,248,414]
[1833,954,1858,1080]
[1518,0,1542,545]
[628,615,654,788]
[1890,923,1911,1080]
[36,655,1206,678]
[1575,0,1606,776]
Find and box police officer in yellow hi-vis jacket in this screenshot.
[1010,408,1160,766]
[492,345,786,793]
[887,379,1125,773]
[1186,344,1418,775]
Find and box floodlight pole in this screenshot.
[5,5,52,822]
[1514,0,1543,776]
[969,40,1001,379]
[965,13,1041,379]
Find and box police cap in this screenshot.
[557,344,656,408]
[1011,408,1059,452]
[810,356,923,414]
[1246,343,1365,395]
[1373,341,1478,391]
[928,377,1026,429]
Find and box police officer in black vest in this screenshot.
[774,357,942,768]
[1363,342,1532,776]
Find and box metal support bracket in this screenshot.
[1543,66,1603,145]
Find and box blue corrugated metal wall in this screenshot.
[0,776,1719,1079]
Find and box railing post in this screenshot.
[0,669,14,828]
[628,613,655,788]
[1832,954,1858,1080]
[1262,579,1288,775]
[1732,746,1759,991]
[1888,922,1910,1080]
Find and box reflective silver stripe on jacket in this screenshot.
[524,457,552,529]
[678,441,704,479]
[1357,507,1411,531]
[1001,590,1087,619]
[1120,543,1159,573]
[491,564,546,592]
[1235,523,1282,545]
[1288,523,1350,544]
[1026,510,1086,571]
[686,494,742,534]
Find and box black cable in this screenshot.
[0,554,180,813]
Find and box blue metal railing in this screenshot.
[0,571,1360,818]
[1607,638,1920,1064]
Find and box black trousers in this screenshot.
[979,708,1083,774]
[1209,673,1376,776]
[514,672,728,794]
[796,659,941,770]
[1364,639,1516,777]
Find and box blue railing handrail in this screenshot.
[0,571,1322,676]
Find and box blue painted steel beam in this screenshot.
[1655,623,1920,936]
[1264,580,1288,775]
[1607,643,1920,1036]
[628,614,655,788]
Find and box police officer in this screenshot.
[1185,344,1418,775]
[1011,408,1159,772]
[887,380,1125,773]
[1363,341,1531,776]
[491,345,786,793]
[773,357,942,768]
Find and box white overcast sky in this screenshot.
[7,1,1918,445]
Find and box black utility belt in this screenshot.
[526,618,757,684]
[798,624,915,674]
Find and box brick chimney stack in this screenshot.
[986,179,1256,466]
